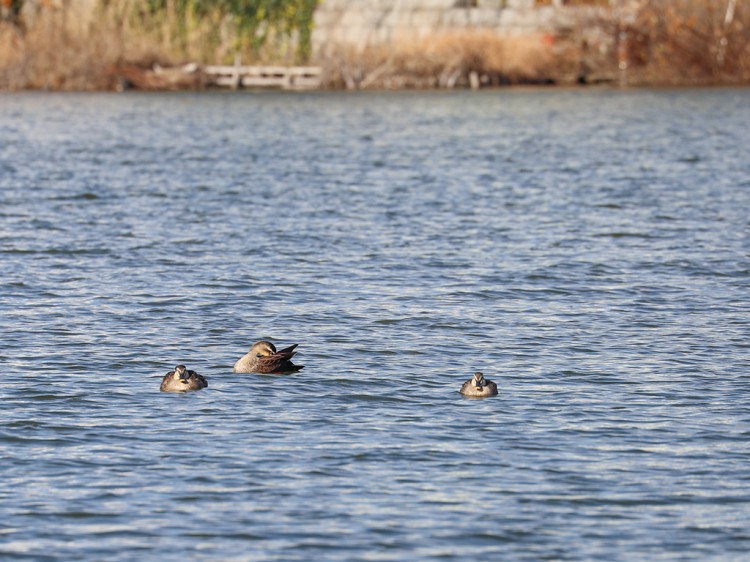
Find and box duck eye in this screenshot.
[256,353,263,358]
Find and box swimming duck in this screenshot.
[160,365,208,392]
[233,341,304,374]
[460,371,497,397]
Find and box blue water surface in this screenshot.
[1,88,749,561]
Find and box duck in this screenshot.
[233,340,304,374]
[160,364,208,392]
[460,371,497,397]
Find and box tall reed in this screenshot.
[626,0,750,84]
[0,0,316,90]
[0,0,748,90]
[322,31,565,90]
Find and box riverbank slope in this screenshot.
[1,0,748,91]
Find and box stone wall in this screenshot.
[312,0,591,54]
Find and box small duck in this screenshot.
[233,341,304,374]
[460,371,498,397]
[160,365,208,392]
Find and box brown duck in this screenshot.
[160,365,208,392]
[233,341,304,374]
[460,371,498,397]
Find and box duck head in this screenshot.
[174,365,190,384]
[251,341,277,358]
[472,372,486,389]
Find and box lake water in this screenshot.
[1,88,749,561]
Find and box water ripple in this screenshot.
[1,89,749,561]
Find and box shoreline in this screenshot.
[3,57,748,94]
[2,1,748,93]
[3,58,746,93]
[3,81,748,95]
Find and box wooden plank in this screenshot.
[204,65,320,75]
[241,76,290,88]
[203,64,322,89]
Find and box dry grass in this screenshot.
[627,0,750,85]
[321,0,750,89]
[0,7,161,91]
[321,31,566,90]
[1,0,749,90]
[0,1,303,91]
[0,15,120,90]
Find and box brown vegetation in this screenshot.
[0,0,310,91]
[624,0,750,85]
[0,12,121,90]
[321,32,566,90]
[0,0,748,91]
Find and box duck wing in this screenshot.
[160,371,175,391]
[187,370,208,388]
[256,349,303,374]
[275,343,299,357]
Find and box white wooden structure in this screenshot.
[203,65,322,90]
